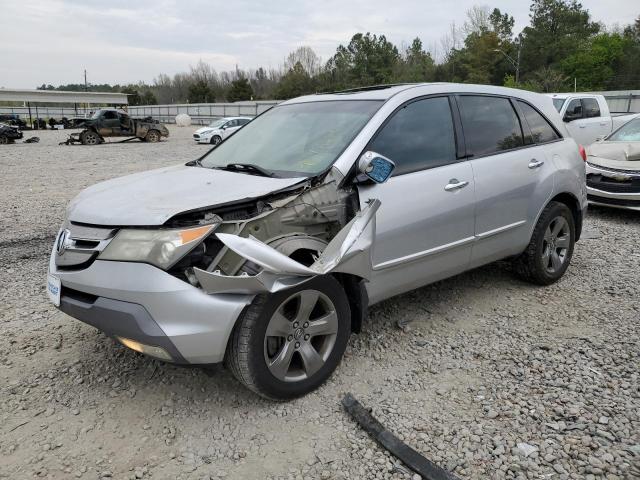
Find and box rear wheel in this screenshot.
[144,130,160,142]
[513,201,575,285]
[210,135,222,146]
[80,130,100,145]
[226,275,351,400]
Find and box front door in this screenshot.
[357,96,476,303]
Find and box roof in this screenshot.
[0,89,128,104]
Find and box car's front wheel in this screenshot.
[210,135,222,146]
[226,275,351,400]
[513,201,575,285]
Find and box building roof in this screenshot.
[0,89,128,104]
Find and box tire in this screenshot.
[210,135,222,146]
[145,130,160,143]
[80,130,100,145]
[226,275,351,400]
[0,135,8,145]
[513,201,575,285]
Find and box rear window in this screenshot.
[518,101,560,144]
[458,96,524,157]
[582,98,600,118]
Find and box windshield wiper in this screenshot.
[218,163,274,177]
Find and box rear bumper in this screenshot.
[49,247,253,364]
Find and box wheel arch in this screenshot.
[549,191,583,241]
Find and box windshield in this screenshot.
[552,98,565,112]
[90,110,104,119]
[207,119,227,128]
[199,100,382,177]
[608,118,640,142]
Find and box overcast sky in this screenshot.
[0,0,637,88]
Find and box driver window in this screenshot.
[103,111,118,120]
[565,99,582,119]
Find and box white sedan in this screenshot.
[193,117,252,145]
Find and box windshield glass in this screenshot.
[90,110,104,119]
[199,100,382,177]
[207,119,227,128]
[552,98,565,112]
[608,118,640,142]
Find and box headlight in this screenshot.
[98,225,215,269]
[200,129,213,135]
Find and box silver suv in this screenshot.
[48,83,587,399]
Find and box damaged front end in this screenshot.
[165,175,379,295]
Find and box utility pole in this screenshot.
[494,47,520,84]
[84,70,88,92]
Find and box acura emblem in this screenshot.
[56,229,73,254]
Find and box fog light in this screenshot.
[117,337,172,361]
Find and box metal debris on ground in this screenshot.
[341,393,461,480]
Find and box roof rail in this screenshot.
[319,83,417,95]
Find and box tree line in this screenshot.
[37,0,640,105]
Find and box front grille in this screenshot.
[587,174,640,194]
[193,134,200,139]
[587,162,640,175]
[587,194,640,207]
[55,223,116,270]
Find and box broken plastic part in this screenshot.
[193,199,380,294]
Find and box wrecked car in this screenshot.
[585,117,640,211]
[0,123,24,144]
[63,109,169,145]
[47,84,587,399]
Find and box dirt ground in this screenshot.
[1,125,638,480]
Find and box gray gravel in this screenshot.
[1,126,639,479]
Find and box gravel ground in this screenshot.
[1,126,638,480]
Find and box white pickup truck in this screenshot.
[548,93,638,146]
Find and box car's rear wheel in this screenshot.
[513,201,575,285]
[210,135,222,146]
[145,130,160,142]
[80,130,100,145]
[226,275,351,400]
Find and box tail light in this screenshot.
[578,145,587,162]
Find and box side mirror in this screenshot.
[358,151,395,184]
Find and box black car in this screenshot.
[0,114,27,129]
[0,123,24,144]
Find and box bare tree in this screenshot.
[284,46,322,75]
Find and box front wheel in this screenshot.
[513,201,575,285]
[0,135,9,145]
[144,130,160,142]
[225,275,351,400]
[80,130,101,145]
[210,135,222,146]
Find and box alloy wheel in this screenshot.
[542,216,570,273]
[263,290,338,382]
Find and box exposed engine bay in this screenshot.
[166,171,379,294]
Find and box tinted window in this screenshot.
[239,118,250,125]
[518,101,560,144]
[582,98,600,118]
[369,97,456,175]
[458,96,523,156]
[103,111,118,120]
[565,99,582,119]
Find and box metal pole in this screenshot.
[516,45,521,84]
[35,104,39,129]
[27,102,33,128]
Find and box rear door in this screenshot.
[456,95,555,267]
[580,97,610,143]
[358,96,476,303]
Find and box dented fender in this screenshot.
[193,199,380,294]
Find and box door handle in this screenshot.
[528,159,544,169]
[578,124,586,128]
[444,179,469,192]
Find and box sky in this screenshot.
[0,0,637,88]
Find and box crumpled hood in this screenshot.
[587,142,640,170]
[67,165,305,226]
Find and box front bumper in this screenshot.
[586,162,640,211]
[193,133,212,144]
[49,247,253,364]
